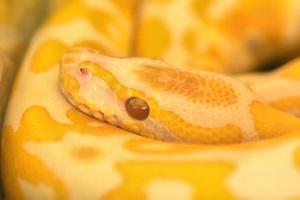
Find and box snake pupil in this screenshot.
[125,97,149,120]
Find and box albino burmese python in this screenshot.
[59,48,300,144]
[3,0,300,199]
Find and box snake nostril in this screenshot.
[80,67,89,75]
[125,97,149,120]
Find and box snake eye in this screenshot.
[125,97,149,120]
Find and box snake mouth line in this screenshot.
[60,88,171,141]
[60,87,128,130]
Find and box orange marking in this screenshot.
[102,161,237,200]
[111,0,135,18]
[48,1,130,50]
[278,58,300,80]
[31,39,114,73]
[31,40,69,73]
[295,146,300,170]
[71,146,101,162]
[136,18,170,57]
[145,98,243,144]
[191,0,213,21]
[270,97,300,116]
[123,138,208,155]
[136,65,238,107]
[251,101,300,139]
[215,1,284,38]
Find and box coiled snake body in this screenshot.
[3,0,300,199]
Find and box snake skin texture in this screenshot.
[2,0,300,199]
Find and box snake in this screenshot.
[59,47,300,144]
[3,0,300,199]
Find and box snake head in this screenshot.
[60,48,260,144]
